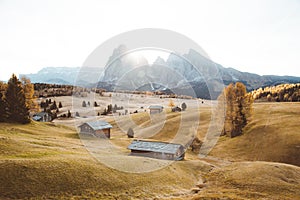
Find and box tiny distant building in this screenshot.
[127,140,185,160]
[32,112,52,122]
[78,121,112,138]
[149,105,164,114]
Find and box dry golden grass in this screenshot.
[210,102,300,166]
[193,162,300,200]
[0,121,211,199]
[1,102,300,199]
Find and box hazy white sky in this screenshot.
[0,0,300,81]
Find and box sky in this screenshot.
[0,0,300,81]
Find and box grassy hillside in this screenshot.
[210,102,300,166]
[0,122,211,199]
[193,161,300,200]
[0,102,300,199]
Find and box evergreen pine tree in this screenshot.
[94,101,98,107]
[107,104,112,113]
[181,102,187,111]
[67,110,71,118]
[5,74,30,124]
[50,100,57,110]
[127,127,134,138]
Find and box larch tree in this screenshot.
[0,81,7,93]
[21,76,38,112]
[221,82,253,137]
[168,99,175,107]
[5,74,30,124]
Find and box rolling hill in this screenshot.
[0,101,300,199]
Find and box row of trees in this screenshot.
[0,75,35,124]
[34,83,73,98]
[41,99,63,110]
[82,101,125,115]
[39,99,64,121]
[251,83,300,102]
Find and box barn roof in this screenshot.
[32,112,49,121]
[33,112,49,117]
[149,105,164,109]
[32,116,42,121]
[79,120,112,130]
[128,140,183,154]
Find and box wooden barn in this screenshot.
[78,121,112,138]
[127,140,185,160]
[149,105,164,114]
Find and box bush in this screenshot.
[190,137,202,153]
[181,102,187,111]
[127,128,134,138]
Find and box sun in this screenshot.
[128,49,170,65]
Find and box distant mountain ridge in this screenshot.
[21,46,300,99]
[21,67,80,85]
[21,67,104,86]
[97,46,300,99]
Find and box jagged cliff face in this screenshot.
[100,47,217,94]
[98,47,231,98]
[99,45,300,99]
[102,45,149,83]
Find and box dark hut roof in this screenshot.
[79,121,112,130]
[128,140,183,154]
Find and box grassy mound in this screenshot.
[210,102,300,166]
[193,161,300,200]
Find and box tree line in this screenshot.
[34,83,74,97]
[251,83,300,102]
[0,74,36,124]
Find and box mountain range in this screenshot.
[20,67,104,86]
[21,45,300,99]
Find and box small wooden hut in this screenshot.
[78,121,112,138]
